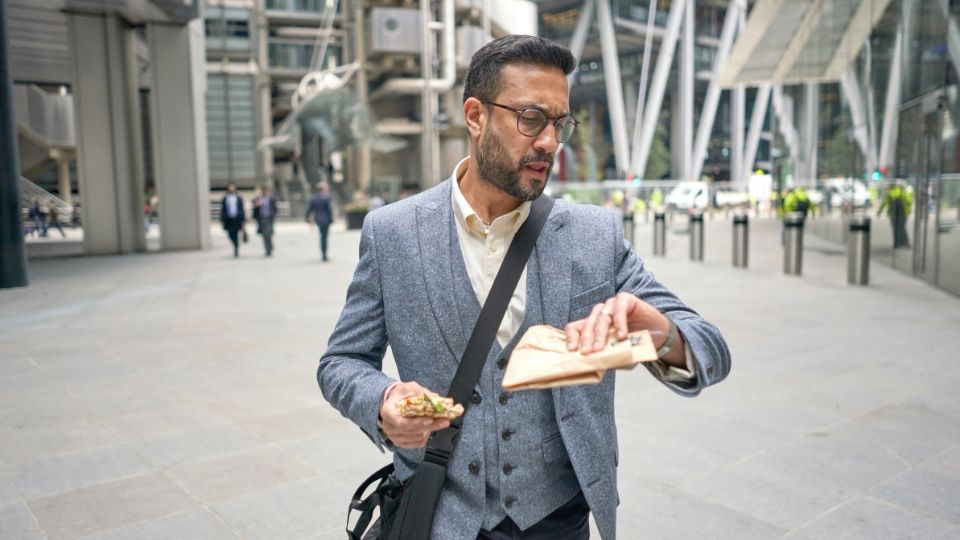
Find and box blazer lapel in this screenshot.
[416,188,469,362]
[534,207,572,329]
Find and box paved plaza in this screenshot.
[1,213,959,539]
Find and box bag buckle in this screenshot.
[424,422,460,466]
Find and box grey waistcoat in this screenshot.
[449,235,581,531]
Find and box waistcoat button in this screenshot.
[498,394,510,405]
[468,462,480,475]
[501,429,513,441]
[497,358,507,370]
[470,391,481,404]
[504,496,517,508]
[502,463,514,475]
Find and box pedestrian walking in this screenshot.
[252,184,277,257]
[318,35,730,540]
[877,181,913,249]
[28,199,47,237]
[220,182,246,258]
[47,202,66,238]
[305,182,333,261]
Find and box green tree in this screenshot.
[644,121,670,180]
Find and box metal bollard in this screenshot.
[732,214,748,268]
[847,215,871,285]
[653,212,666,256]
[783,212,805,275]
[623,211,635,244]
[689,212,704,261]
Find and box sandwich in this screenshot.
[395,394,464,420]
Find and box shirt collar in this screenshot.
[450,157,532,237]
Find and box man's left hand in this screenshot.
[564,292,685,368]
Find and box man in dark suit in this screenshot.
[305,182,333,261]
[220,181,246,258]
[253,184,278,257]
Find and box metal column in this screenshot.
[784,212,805,275]
[689,212,704,261]
[743,84,771,176]
[848,215,871,285]
[653,211,666,256]
[632,0,686,177]
[732,214,748,268]
[567,0,594,86]
[879,26,902,170]
[691,0,742,185]
[596,0,630,177]
[0,0,27,288]
[679,0,694,180]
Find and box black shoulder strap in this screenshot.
[426,193,555,463]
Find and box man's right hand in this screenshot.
[379,381,451,449]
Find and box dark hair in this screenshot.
[463,35,576,104]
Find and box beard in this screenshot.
[475,130,553,202]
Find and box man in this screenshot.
[783,186,813,220]
[305,182,333,261]
[317,35,730,539]
[220,182,246,258]
[253,184,278,257]
[877,181,912,249]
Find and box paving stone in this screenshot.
[0,420,123,467]
[210,477,344,540]
[165,447,318,503]
[871,468,960,525]
[15,444,154,499]
[78,508,240,540]
[133,424,266,469]
[0,501,45,540]
[27,473,196,540]
[755,427,910,492]
[785,496,960,539]
[680,457,857,529]
[616,481,785,539]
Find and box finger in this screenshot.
[613,294,631,339]
[593,300,616,349]
[428,419,451,432]
[580,303,606,354]
[564,320,584,351]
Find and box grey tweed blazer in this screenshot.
[318,179,731,539]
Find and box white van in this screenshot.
[666,181,710,211]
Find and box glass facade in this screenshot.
[806,0,960,296]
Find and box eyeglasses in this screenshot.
[484,101,580,143]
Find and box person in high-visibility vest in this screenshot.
[877,182,913,248]
[649,188,664,211]
[782,187,813,220]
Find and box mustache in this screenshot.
[518,153,554,170]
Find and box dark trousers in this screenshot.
[477,492,590,540]
[318,222,330,260]
[226,228,240,256]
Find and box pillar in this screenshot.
[0,0,27,287]
[67,12,143,255]
[148,19,211,250]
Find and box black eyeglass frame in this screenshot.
[483,101,580,143]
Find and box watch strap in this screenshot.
[656,315,679,359]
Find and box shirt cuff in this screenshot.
[377,381,401,448]
[651,343,697,382]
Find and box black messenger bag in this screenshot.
[346,195,555,540]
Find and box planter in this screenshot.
[346,210,368,230]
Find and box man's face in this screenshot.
[475,64,569,202]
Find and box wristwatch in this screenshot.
[656,315,679,359]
